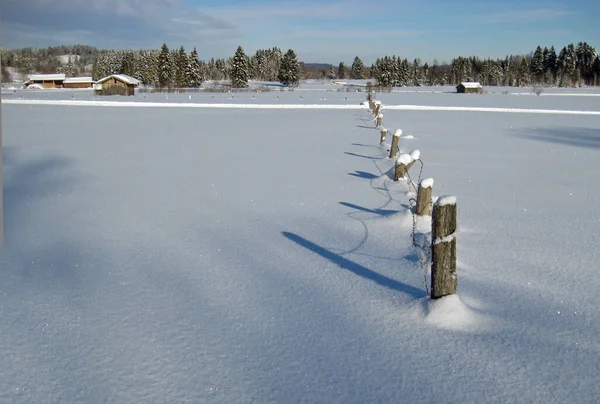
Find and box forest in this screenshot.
[1,41,599,88]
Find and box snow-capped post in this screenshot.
[374,102,382,117]
[416,179,434,216]
[431,196,457,299]
[376,113,383,128]
[394,153,412,181]
[380,128,388,144]
[389,129,402,158]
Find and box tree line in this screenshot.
[368,42,599,87]
[2,41,599,88]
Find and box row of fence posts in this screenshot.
[366,92,457,299]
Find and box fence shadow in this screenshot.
[348,170,378,179]
[514,127,600,149]
[282,231,424,298]
[339,201,397,216]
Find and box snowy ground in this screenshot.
[2,86,600,403]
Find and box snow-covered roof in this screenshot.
[458,82,483,89]
[64,76,93,84]
[28,74,66,81]
[96,74,141,86]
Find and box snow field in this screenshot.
[2,89,600,402]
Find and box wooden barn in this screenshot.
[63,77,94,89]
[26,74,66,89]
[94,74,141,96]
[456,82,484,94]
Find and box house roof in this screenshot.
[28,74,66,81]
[458,82,483,88]
[96,74,141,86]
[64,76,94,84]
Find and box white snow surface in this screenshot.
[2,86,600,403]
[409,149,421,160]
[394,129,403,137]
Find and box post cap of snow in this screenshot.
[377,113,383,118]
[374,100,382,105]
[421,178,434,188]
[436,195,457,206]
[393,129,402,137]
[396,153,412,165]
[409,150,421,160]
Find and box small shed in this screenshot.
[95,74,141,96]
[27,73,66,89]
[456,82,483,94]
[63,77,94,89]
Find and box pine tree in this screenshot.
[327,65,336,79]
[338,62,346,79]
[172,46,187,88]
[351,56,365,79]
[158,43,172,89]
[530,46,544,84]
[230,46,249,88]
[187,48,203,87]
[278,48,301,86]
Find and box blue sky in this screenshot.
[1,0,598,64]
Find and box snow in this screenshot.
[421,294,489,331]
[96,74,140,86]
[393,129,403,137]
[397,153,413,165]
[409,149,421,160]
[2,84,600,403]
[437,195,458,206]
[63,77,93,84]
[421,178,434,188]
[459,82,483,89]
[27,73,66,81]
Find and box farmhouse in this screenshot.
[26,73,66,89]
[94,74,141,96]
[63,76,94,89]
[456,82,484,94]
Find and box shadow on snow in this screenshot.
[282,231,424,298]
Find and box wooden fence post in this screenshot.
[431,196,457,299]
[380,128,388,144]
[389,129,401,158]
[416,178,433,216]
[393,154,412,181]
[376,114,383,128]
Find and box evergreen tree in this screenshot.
[158,43,172,88]
[120,51,135,76]
[187,47,203,87]
[517,57,530,86]
[174,45,187,88]
[230,46,249,87]
[351,56,365,79]
[278,48,301,86]
[530,46,544,83]
[327,65,336,79]
[593,55,600,86]
[337,62,346,79]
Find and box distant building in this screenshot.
[94,74,141,96]
[63,77,94,89]
[26,74,66,89]
[456,82,484,94]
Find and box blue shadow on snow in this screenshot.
[282,231,424,298]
